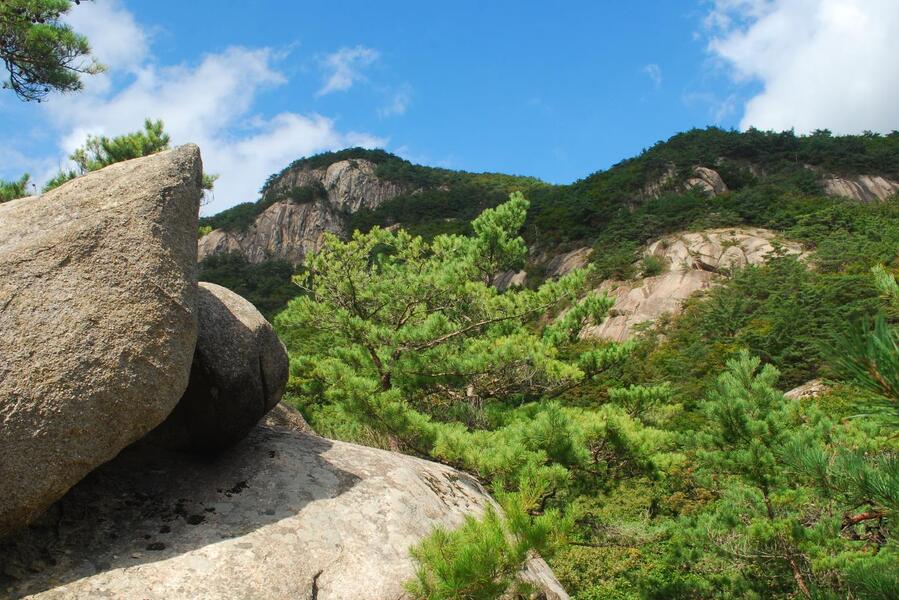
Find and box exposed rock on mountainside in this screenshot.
[145,282,289,453]
[494,269,527,291]
[687,166,728,196]
[546,246,593,278]
[197,159,415,264]
[197,200,343,264]
[581,228,803,341]
[785,379,829,400]
[823,174,899,203]
[0,146,203,536]
[269,159,411,213]
[495,247,592,291]
[1,427,568,600]
[641,164,729,200]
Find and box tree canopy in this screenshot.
[0,0,103,102]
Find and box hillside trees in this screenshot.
[0,0,103,101]
[656,350,898,599]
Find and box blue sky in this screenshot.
[1,1,897,214]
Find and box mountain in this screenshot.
[198,148,543,264]
[191,128,899,599]
[197,128,899,317]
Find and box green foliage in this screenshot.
[198,252,302,319]
[43,119,217,192]
[658,352,898,599]
[276,195,618,454]
[522,127,899,248]
[406,482,572,599]
[245,128,899,599]
[0,173,30,202]
[0,0,104,102]
[70,119,171,174]
[640,254,664,277]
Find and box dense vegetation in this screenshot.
[198,252,303,319]
[249,128,899,598]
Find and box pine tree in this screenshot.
[664,349,898,599]
[276,193,617,459]
[0,0,103,101]
[276,194,679,596]
[43,119,218,192]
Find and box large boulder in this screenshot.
[145,282,289,453]
[0,426,568,599]
[0,146,204,537]
[640,164,728,200]
[686,166,728,196]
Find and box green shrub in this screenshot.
[405,484,571,600]
[641,254,665,277]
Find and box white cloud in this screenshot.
[64,0,149,72]
[31,6,386,214]
[317,46,380,96]
[378,84,412,117]
[706,0,899,133]
[643,63,662,88]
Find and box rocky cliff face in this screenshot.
[640,164,729,200]
[198,159,415,264]
[580,228,804,342]
[198,198,345,264]
[822,174,899,203]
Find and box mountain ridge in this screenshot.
[199,127,899,265]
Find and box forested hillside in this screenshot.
[199,128,899,598]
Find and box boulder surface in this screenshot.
[0,426,568,600]
[0,146,203,536]
[146,282,289,452]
